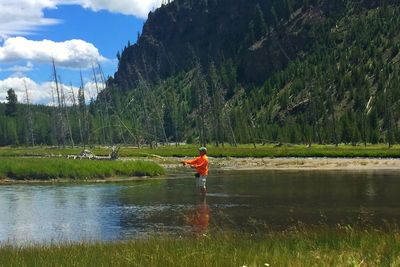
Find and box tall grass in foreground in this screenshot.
[0,158,164,180]
[1,144,400,158]
[1,227,399,266]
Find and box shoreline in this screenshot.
[1,157,399,185]
[157,156,400,171]
[0,176,166,185]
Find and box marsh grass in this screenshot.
[1,144,400,158]
[0,158,165,180]
[1,227,399,266]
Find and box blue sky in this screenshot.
[0,0,162,105]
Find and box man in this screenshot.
[181,147,209,196]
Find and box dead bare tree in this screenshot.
[97,63,115,144]
[192,62,211,147]
[52,58,67,147]
[23,79,35,146]
[92,64,115,145]
[222,90,240,147]
[79,71,89,147]
[141,78,169,145]
[59,76,75,147]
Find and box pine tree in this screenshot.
[5,89,18,117]
[384,83,395,148]
[192,62,210,147]
[209,62,226,146]
[254,4,268,40]
[270,6,279,26]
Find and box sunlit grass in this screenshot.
[0,144,399,158]
[0,158,165,180]
[1,227,399,266]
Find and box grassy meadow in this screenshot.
[1,227,399,266]
[1,144,400,159]
[0,158,165,180]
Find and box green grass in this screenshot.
[1,144,400,158]
[1,227,399,266]
[140,144,400,158]
[0,158,165,180]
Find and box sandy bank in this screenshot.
[156,157,400,171]
[2,157,399,185]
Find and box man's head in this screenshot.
[199,147,207,155]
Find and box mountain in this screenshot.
[112,0,394,88]
[1,0,399,147]
[104,0,400,146]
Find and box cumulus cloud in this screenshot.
[75,0,163,18]
[0,0,164,38]
[0,77,52,105]
[0,77,102,105]
[9,62,34,73]
[0,0,60,38]
[0,37,106,69]
[57,0,164,18]
[0,62,34,74]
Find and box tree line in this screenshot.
[0,1,399,148]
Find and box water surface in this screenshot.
[1,169,400,245]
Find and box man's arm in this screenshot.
[181,157,200,166]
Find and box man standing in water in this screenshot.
[181,147,209,196]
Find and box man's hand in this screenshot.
[181,161,187,166]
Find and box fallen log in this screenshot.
[67,146,120,160]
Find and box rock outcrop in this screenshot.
[112,0,390,89]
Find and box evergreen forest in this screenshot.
[1,0,400,148]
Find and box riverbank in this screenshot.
[1,144,400,158]
[0,158,165,181]
[212,157,400,171]
[0,176,168,185]
[1,228,398,266]
[156,156,400,171]
[0,156,398,184]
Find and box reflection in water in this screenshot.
[0,185,121,244]
[365,178,377,200]
[186,196,210,234]
[2,170,400,245]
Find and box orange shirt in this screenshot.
[184,155,209,176]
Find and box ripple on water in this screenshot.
[2,170,400,244]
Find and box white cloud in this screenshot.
[0,0,60,38]
[0,76,103,105]
[0,0,164,38]
[0,37,106,69]
[75,0,163,18]
[0,77,51,105]
[0,62,34,74]
[10,62,34,73]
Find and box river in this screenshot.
[1,169,399,245]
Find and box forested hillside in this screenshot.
[1,0,400,147]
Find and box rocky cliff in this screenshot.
[112,0,394,89]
